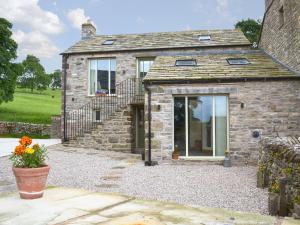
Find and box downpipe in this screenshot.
[144,83,158,166]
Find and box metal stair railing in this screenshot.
[65,78,144,140]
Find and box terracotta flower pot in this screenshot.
[12,165,50,199]
[172,152,180,160]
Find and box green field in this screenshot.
[0,88,61,124]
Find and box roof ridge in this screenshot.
[93,28,241,38]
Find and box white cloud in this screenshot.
[136,16,145,25]
[0,0,64,35]
[67,8,96,30]
[13,30,59,58]
[0,0,62,61]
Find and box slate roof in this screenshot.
[143,51,298,82]
[63,29,250,54]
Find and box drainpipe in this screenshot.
[144,82,158,166]
[63,54,68,142]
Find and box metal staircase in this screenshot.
[64,78,144,140]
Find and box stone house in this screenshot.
[61,20,300,164]
[259,0,300,73]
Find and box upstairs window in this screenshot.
[89,58,116,95]
[102,39,115,45]
[227,58,250,65]
[279,6,284,28]
[138,58,155,79]
[175,59,197,66]
[198,35,211,41]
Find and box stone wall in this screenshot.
[51,116,61,138]
[145,80,300,163]
[260,0,300,72]
[64,105,134,152]
[0,121,51,137]
[258,137,300,216]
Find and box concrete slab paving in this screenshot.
[0,138,61,157]
[0,187,298,225]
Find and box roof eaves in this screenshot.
[143,76,300,84]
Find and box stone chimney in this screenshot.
[81,20,96,40]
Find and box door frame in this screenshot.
[172,95,229,160]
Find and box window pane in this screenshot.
[89,60,97,95]
[188,96,213,156]
[110,59,116,94]
[215,96,227,156]
[175,60,197,66]
[139,59,154,78]
[97,59,109,94]
[174,97,186,156]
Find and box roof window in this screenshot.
[198,35,211,41]
[227,58,250,65]
[102,39,115,45]
[175,59,197,66]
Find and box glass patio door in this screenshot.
[174,95,228,158]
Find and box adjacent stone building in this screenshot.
[61,20,300,164]
[259,0,300,72]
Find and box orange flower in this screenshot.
[32,144,40,150]
[14,145,25,156]
[19,136,32,146]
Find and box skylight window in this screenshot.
[227,58,250,65]
[102,39,115,45]
[175,59,197,66]
[198,35,211,41]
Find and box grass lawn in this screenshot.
[0,88,61,124]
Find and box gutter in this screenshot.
[143,76,300,85]
[144,83,158,167]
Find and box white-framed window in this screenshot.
[89,58,116,95]
[137,58,154,79]
[173,95,228,158]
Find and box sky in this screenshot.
[0,0,265,73]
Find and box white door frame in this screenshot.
[173,95,229,160]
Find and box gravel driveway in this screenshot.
[0,144,268,214]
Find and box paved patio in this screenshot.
[0,187,293,225]
[0,144,269,215]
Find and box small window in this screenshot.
[95,110,101,121]
[175,59,197,66]
[102,39,115,45]
[198,35,211,41]
[227,58,250,65]
[279,6,284,28]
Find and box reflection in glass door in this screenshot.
[174,97,186,156]
[188,96,213,156]
[174,96,228,158]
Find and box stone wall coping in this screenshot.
[260,137,300,163]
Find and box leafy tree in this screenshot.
[49,69,61,89]
[18,55,50,92]
[0,18,21,104]
[235,19,262,47]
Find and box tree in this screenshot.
[18,55,50,92]
[0,18,21,104]
[49,69,61,89]
[235,19,262,47]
